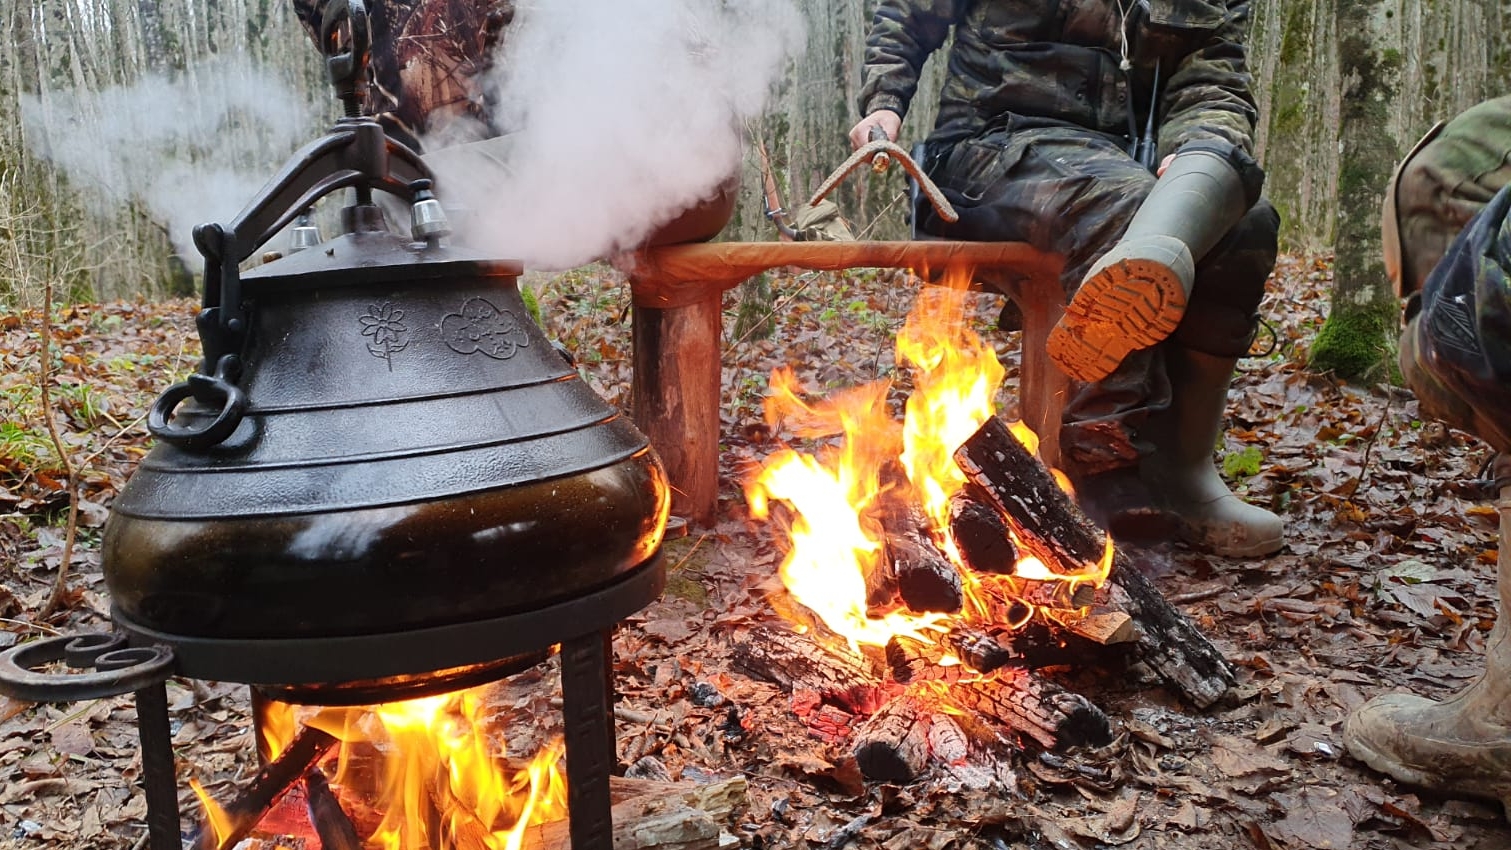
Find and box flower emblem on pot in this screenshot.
[441,297,531,359]
[359,302,410,370]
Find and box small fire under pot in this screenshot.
[0,3,669,848]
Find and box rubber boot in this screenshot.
[1343,483,1511,819]
[1048,144,1253,383]
[1140,347,1284,557]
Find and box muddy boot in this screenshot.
[1344,482,1511,818]
[1140,347,1284,557]
[1048,142,1260,383]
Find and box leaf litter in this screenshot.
[0,254,1507,848]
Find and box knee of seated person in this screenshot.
[1171,306,1259,359]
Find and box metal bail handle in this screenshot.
[0,633,176,703]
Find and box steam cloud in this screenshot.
[430,0,806,269]
[21,1,804,272]
[20,56,316,262]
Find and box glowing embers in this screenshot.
[194,689,566,850]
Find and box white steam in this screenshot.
[429,0,806,270]
[20,56,315,261]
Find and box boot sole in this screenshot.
[1047,258,1188,383]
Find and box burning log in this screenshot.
[879,502,964,614]
[954,416,1237,708]
[197,726,339,850]
[942,628,1016,672]
[948,488,1018,574]
[731,625,884,714]
[884,636,946,684]
[852,695,934,783]
[947,670,1112,751]
[864,555,901,617]
[303,770,362,850]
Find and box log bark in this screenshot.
[954,417,1236,708]
[948,671,1112,751]
[631,297,722,525]
[852,695,933,783]
[303,770,362,850]
[732,625,884,713]
[879,502,963,614]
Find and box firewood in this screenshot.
[864,554,901,617]
[303,770,362,850]
[526,777,746,850]
[954,417,1236,708]
[948,488,1019,574]
[1057,608,1135,645]
[942,628,1017,672]
[732,625,884,713]
[1011,576,1097,610]
[199,726,339,850]
[852,695,933,783]
[608,777,747,822]
[884,635,941,684]
[879,501,964,613]
[946,670,1112,751]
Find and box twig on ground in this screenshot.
[36,284,81,621]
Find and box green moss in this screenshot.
[1307,301,1400,382]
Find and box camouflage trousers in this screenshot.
[919,124,1279,477]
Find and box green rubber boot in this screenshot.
[1048,145,1251,383]
[1344,486,1511,819]
[1140,347,1284,557]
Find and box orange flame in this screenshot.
[747,272,1115,652]
[201,688,568,850]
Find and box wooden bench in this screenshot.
[620,240,1065,526]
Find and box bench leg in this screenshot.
[631,293,723,526]
[1014,276,1068,471]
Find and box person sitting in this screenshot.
[847,0,1283,556]
[1344,95,1511,819]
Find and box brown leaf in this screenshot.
[1269,786,1354,849]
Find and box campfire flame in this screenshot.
[194,689,567,850]
[746,273,1112,650]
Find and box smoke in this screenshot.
[20,56,316,261]
[428,0,806,270]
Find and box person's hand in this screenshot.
[848,110,902,150]
[1156,153,1176,176]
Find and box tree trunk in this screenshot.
[1306,0,1404,382]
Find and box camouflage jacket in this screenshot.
[858,0,1259,159]
[292,0,514,148]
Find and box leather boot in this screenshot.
[1048,142,1255,383]
[1343,482,1511,818]
[1140,346,1284,557]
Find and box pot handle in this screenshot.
[147,354,248,449]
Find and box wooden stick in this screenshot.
[304,770,363,850]
[954,417,1236,708]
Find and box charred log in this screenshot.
[954,416,1236,708]
[947,670,1112,751]
[732,625,884,714]
[879,502,963,614]
[943,628,1015,673]
[852,695,933,783]
[948,488,1018,574]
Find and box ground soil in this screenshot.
[1,254,1508,849]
